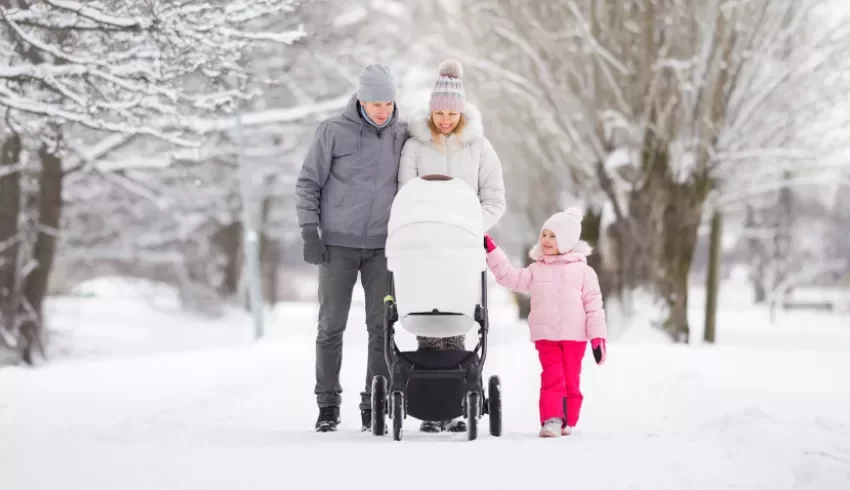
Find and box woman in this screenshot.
[398,58,507,433]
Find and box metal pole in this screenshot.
[235,100,264,340]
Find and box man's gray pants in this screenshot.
[315,245,390,410]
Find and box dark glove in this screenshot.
[484,234,496,253]
[301,225,327,265]
[590,338,607,365]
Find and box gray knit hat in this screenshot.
[430,58,466,112]
[357,64,397,102]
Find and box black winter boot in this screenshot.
[315,406,340,432]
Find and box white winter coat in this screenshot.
[398,103,507,232]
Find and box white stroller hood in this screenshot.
[386,176,486,338]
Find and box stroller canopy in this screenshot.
[386,175,486,338]
[387,175,485,260]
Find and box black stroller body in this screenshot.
[369,175,502,441]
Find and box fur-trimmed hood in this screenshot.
[408,103,485,146]
[529,240,593,262]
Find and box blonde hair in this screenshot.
[429,113,467,146]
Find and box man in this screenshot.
[295,64,408,433]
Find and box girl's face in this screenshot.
[431,110,461,134]
[540,229,559,255]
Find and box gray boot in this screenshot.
[419,420,443,433]
[445,419,467,433]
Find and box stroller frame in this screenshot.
[370,268,503,441]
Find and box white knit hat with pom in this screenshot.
[430,58,466,112]
[541,207,584,254]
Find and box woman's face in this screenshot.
[540,229,559,255]
[431,110,461,134]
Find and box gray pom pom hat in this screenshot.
[429,58,466,113]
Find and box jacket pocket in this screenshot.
[320,179,353,233]
[367,186,394,237]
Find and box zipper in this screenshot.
[362,128,383,248]
[444,134,451,175]
[558,266,564,326]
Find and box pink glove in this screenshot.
[591,338,606,365]
[484,235,496,253]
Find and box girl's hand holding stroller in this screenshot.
[484,234,497,253]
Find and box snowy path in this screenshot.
[2,297,850,490]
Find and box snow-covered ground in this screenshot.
[1,278,849,490]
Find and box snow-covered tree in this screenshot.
[450,0,850,340]
[39,0,429,317]
[0,0,312,363]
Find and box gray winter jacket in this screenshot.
[296,94,409,249]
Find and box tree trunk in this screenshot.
[23,148,62,320]
[657,188,705,344]
[258,189,278,306]
[772,173,794,301]
[653,0,733,342]
[0,134,22,346]
[581,207,617,303]
[16,147,63,363]
[644,137,710,344]
[752,279,767,304]
[582,208,603,285]
[745,205,768,304]
[624,190,655,290]
[212,221,243,297]
[704,210,722,344]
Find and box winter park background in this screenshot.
[2,0,850,489]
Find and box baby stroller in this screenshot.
[370,174,502,441]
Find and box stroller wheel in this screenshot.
[465,391,480,441]
[371,376,387,437]
[391,392,404,441]
[487,375,502,437]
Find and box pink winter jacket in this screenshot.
[486,243,607,343]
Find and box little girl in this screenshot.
[484,207,608,438]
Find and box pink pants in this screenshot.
[535,340,586,427]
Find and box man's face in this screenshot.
[361,101,394,125]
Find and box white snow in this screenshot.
[600,147,635,229]
[1,278,849,489]
[669,138,698,184]
[603,146,631,173]
[13,0,147,28]
[599,198,618,229]
[219,27,307,45]
[190,95,351,133]
[94,155,173,172]
[369,0,406,18]
[333,7,368,27]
